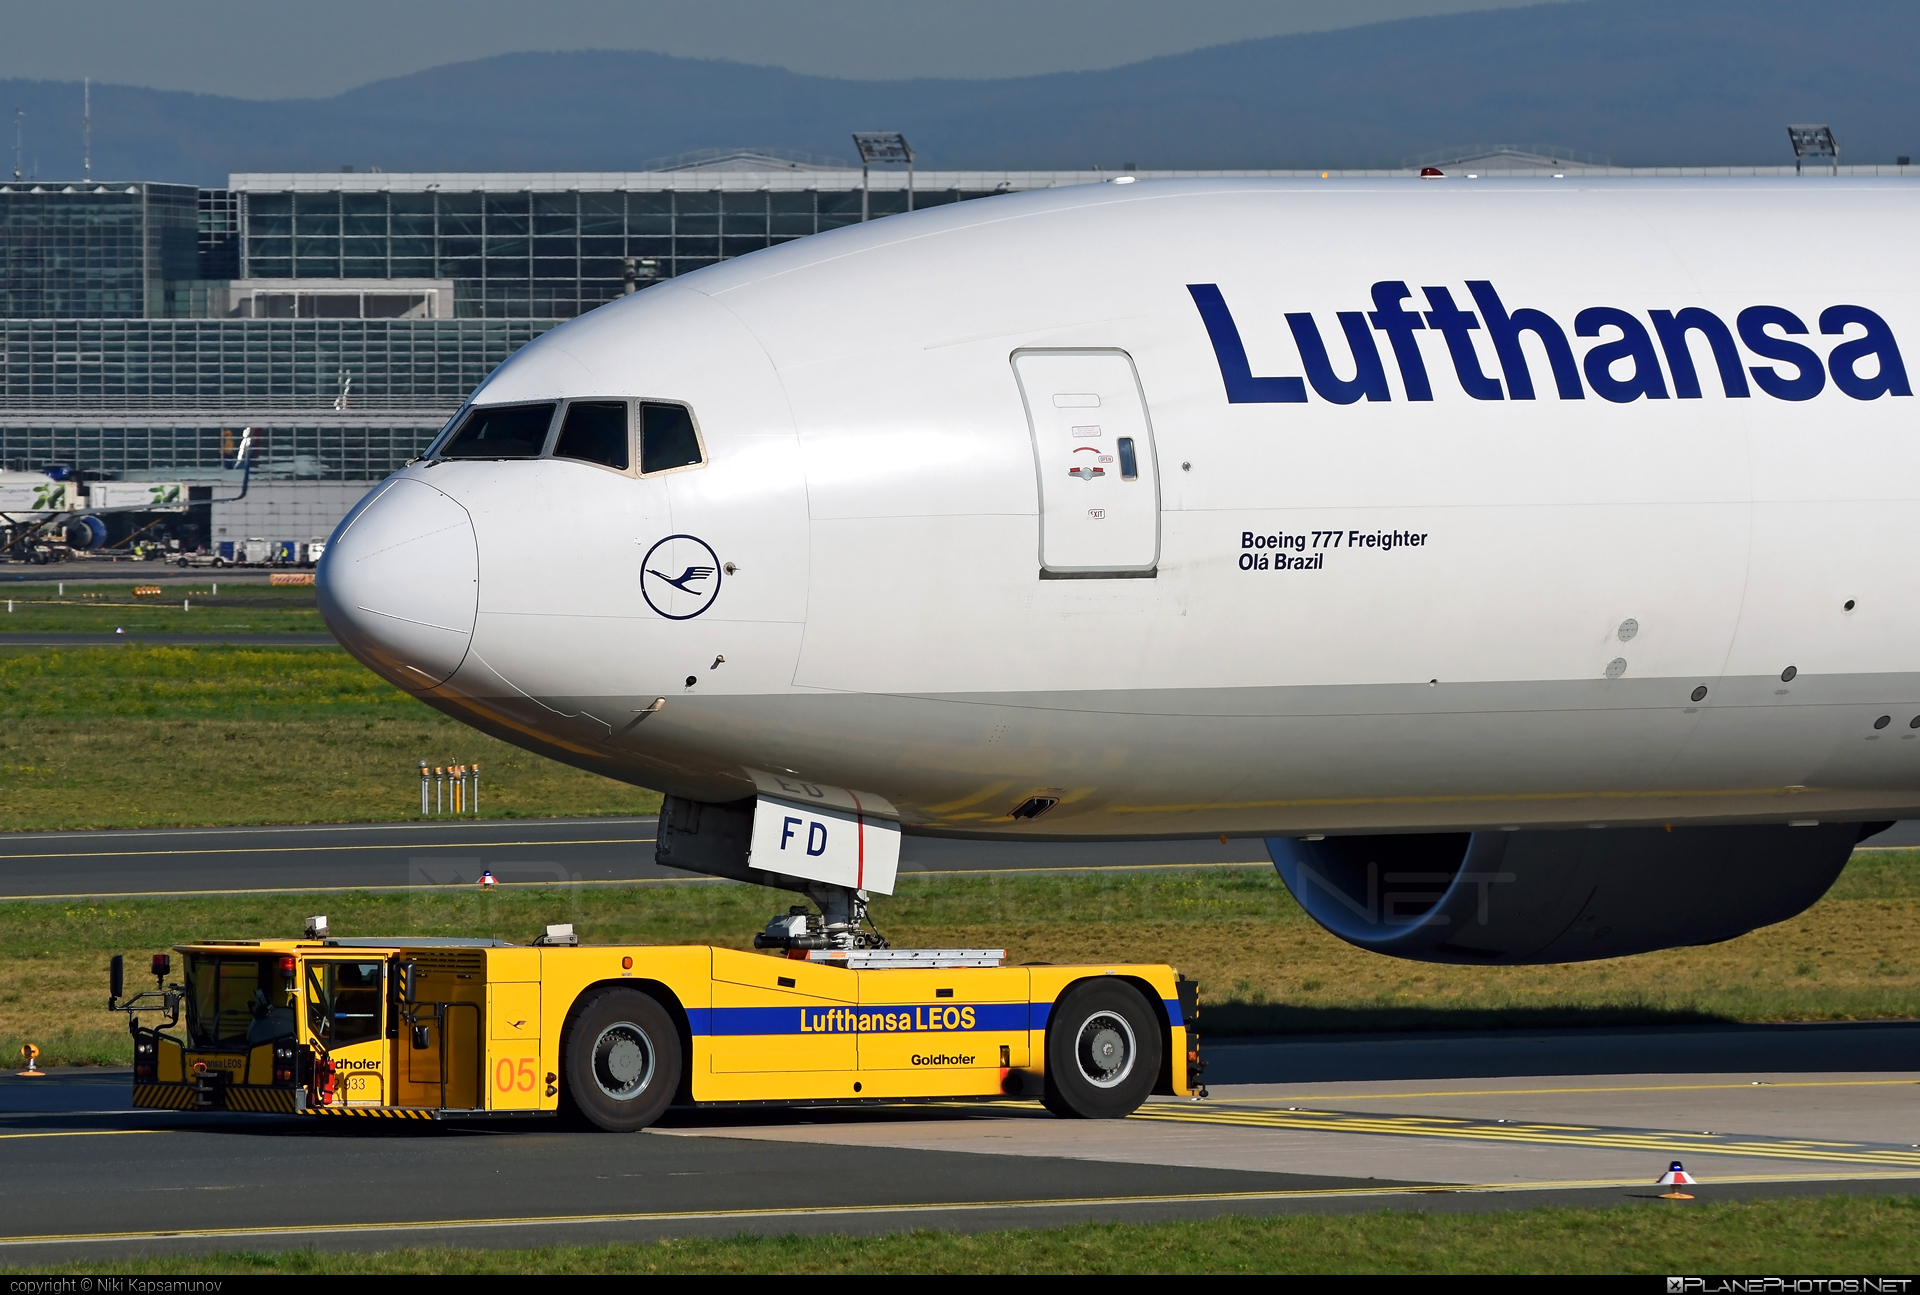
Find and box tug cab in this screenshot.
[111,928,1205,1128]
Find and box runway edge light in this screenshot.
[1657,1160,1697,1200]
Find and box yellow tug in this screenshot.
[109,920,1204,1129]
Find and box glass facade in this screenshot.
[0,169,1063,494]
[0,422,447,482]
[0,319,554,481]
[197,189,240,280]
[240,185,996,318]
[0,319,549,405]
[0,183,199,319]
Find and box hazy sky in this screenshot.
[7,0,1576,99]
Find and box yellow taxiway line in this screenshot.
[1130,1103,1920,1167]
[1212,1079,1920,1101]
[0,859,1266,903]
[0,836,656,863]
[0,1129,169,1141]
[0,876,717,903]
[5,1169,1920,1248]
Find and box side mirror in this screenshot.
[397,961,419,1004]
[109,954,124,1002]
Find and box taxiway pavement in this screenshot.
[1,1022,1913,1261]
[4,819,1915,902]
[0,632,337,646]
[0,818,1269,900]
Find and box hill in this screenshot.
[0,0,1913,185]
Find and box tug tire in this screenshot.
[1042,979,1161,1120]
[560,988,681,1132]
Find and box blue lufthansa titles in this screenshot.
[1187,281,1913,405]
[802,1005,982,1034]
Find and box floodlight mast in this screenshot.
[1787,124,1839,176]
[852,132,915,221]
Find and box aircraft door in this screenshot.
[1013,349,1161,575]
[305,959,389,1106]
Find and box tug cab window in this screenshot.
[437,403,555,459]
[305,961,386,1048]
[552,401,630,471]
[640,402,704,475]
[185,955,292,1049]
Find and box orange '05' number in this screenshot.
[495,1058,539,1093]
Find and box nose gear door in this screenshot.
[1013,349,1162,576]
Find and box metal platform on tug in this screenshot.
[802,949,1007,969]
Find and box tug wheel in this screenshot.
[1042,979,1161,1119]
[560,988,681,1132]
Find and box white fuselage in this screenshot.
[319,178,1920,838]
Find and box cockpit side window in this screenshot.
[640,402,705,475]
[437,403,556,460]
[552,401,631,471]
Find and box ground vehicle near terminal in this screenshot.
[109,928,1202,1128]
[319,177,1920,968]
[170,537,328,568]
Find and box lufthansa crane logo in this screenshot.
[641,534,723,620]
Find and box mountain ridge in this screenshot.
[0,0,1912,186]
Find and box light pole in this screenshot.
[1787,124,1839,176]
[852,132,915,221]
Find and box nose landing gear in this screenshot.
[753,883,890,952]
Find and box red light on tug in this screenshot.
[1420,167,1445,179]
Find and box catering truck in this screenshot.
[108,925,1204,1129]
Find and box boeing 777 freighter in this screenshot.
[318,177,1920,965]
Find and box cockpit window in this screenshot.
[552,401,631,470]
[437,403,556,460]
[640,403,704,475]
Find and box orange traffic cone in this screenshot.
[16,1043,45,1077]
[1657,1160,1697,1200]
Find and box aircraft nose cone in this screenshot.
[318,478,478,688]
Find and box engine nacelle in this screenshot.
[1266,823,1879,964]
[65,515,107,549]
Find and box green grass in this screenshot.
[17,1198,1920,1274]
[9,854,1919,1066]
[0,581,324,634]
[1,641,1916,1063]
[0,644,659,829]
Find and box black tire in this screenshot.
[560,988,682,1132]
[1040,1090,1077,1119]
[1043,979,1162,1119]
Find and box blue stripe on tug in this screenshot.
[1030,1001,1186,1030]
[686,999,1184,1036]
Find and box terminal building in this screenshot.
[2,147,1903,549]
[0,153,1125,548]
